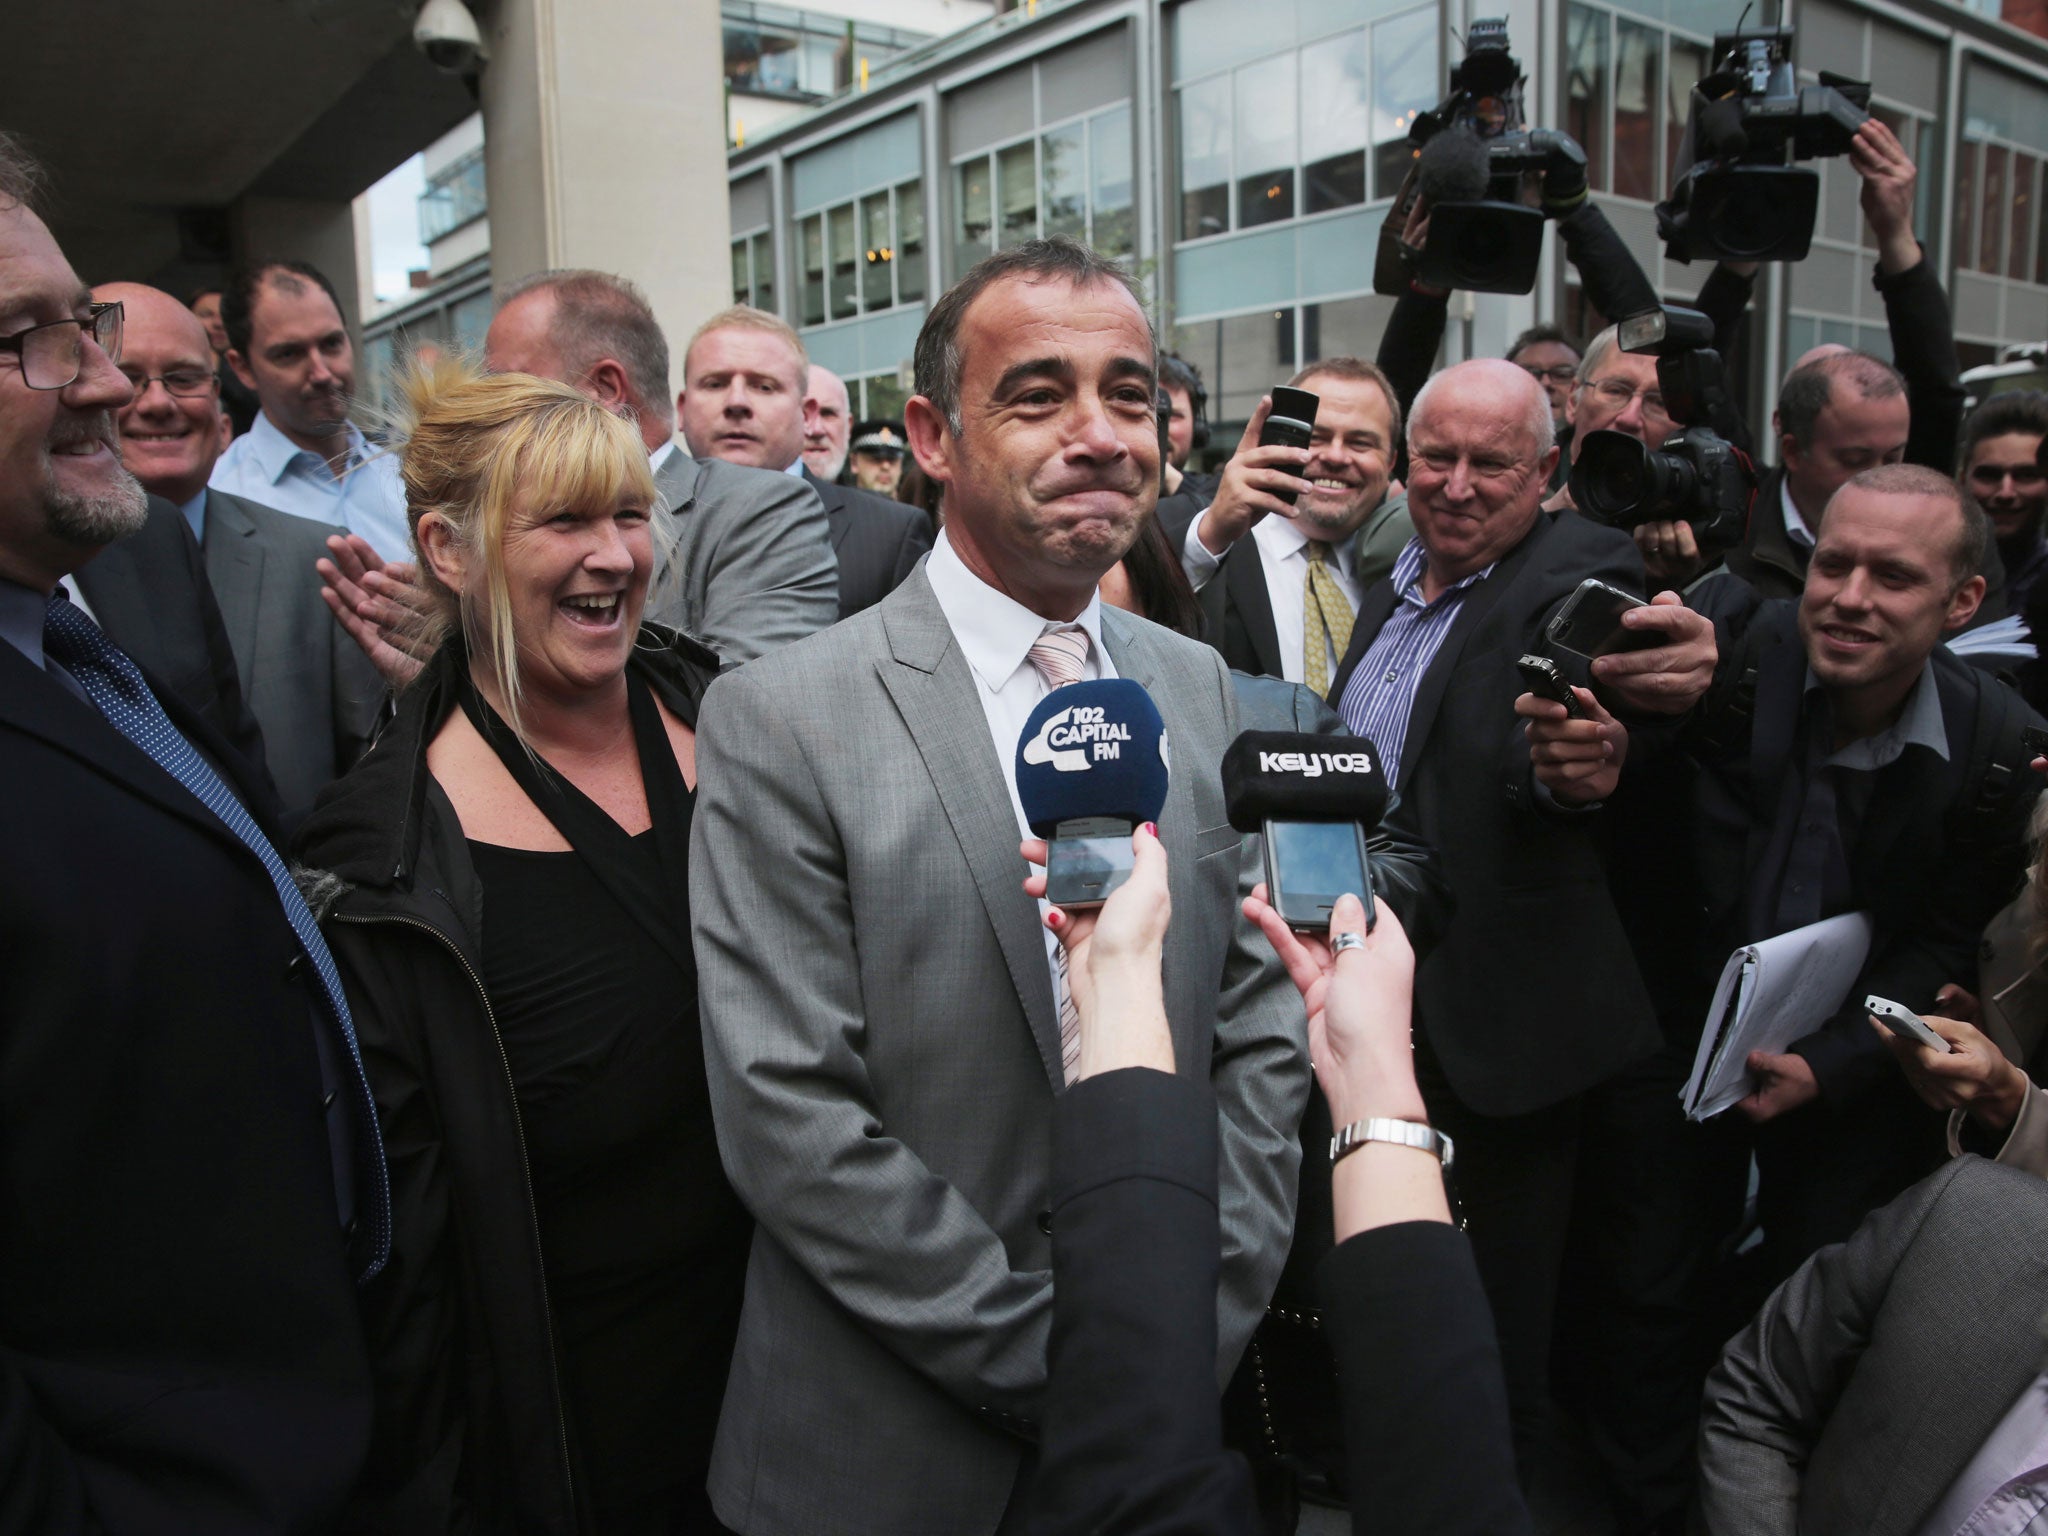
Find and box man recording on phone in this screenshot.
[690,236,1306,1536]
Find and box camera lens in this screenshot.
[1692,165,1821,263]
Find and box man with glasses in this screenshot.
[1509,326,1583,432]
[0,132,380,1531]
[209,258,411,561]
[1958,392,2048,617]
[94,281,382,811]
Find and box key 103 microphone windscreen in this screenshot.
[1220,731,1389,834]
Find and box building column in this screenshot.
[477,0,732,397]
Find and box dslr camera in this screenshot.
[1375,19,1590,296]
[1570,305,1757,558]
[1658,26,1870,263]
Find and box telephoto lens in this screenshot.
[1573,430,1695,529]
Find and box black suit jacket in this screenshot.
[803,469,933,618]
[1327,510,1662,1115]
[0,634,372,1532]
[70,494,276,802]
[1028,1068,1530,1536]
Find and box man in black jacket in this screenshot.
[1326,358,1717,1475]
[0,131,380,1533]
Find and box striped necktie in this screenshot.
[1025,623,1090,1083]
[1303,541,1354,697]
[43,592,390,1278]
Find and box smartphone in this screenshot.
[1262,819,1374,933]
[1045,817,1137,909]
[1865,995,1954,1054]
[1547,579,1661,659]
[1517,654,1585,719]
[1260,387,1320,506]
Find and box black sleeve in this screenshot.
[1873,252,1967,473]
[0,1367,97,1534]
[1028,1069,1256,1536]
[1377,288,1450,430]
[1695,264,1756,363]
[1316,1223,1534,1536]
[1554,200,1660,327]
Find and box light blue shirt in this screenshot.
[209,412,411,562]
[178,488,207,546]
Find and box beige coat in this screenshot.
[1946,888,2048,1174]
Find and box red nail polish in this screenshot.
[1142,822,1157,838]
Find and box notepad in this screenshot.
[1681,911,1875,1121]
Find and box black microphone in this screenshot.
[1016,679,1170,908]
[1415,125,1494,208]
[1221,731,1388,932]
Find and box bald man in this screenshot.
[1327,358,1718,1477]
[803,363,851,483]
[95,282,381,810]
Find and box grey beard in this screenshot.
[46,461,149,547]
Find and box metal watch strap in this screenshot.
[1329,1116,1454,1170]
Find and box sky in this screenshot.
[364,152,429,306]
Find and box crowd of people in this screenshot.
[4,79,2048,1536]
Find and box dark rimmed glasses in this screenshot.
[119,364,219,399]
[1520,364,1580,385]
[0,301,124,390]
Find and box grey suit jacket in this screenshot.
[689,570,1309,1536]
[648,448,838,664]
[200,489,383,812]
[1699,1156,2048,1536]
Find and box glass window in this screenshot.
[1953,142,1976,273]
[1302,29,1369,214]
[998,140,1039,248]
[2010,153,2035,281]
[1217,308,1295,424]
[1613,22,1660,202]
[861,191,893,311]
[897,178,927,304]
[1371,9,1437,198]
[1043,121,1088,241]
[956,157,993,276]
[829,202,858,320]
[1303,296,1395,366]
[752,230,776,315]
[1236,55,1297,228]
[862,373,912,425]
[799,213,826,326]
[1180,76,1232,239]
[1980,144,2006,278]
[1090,105,1135,257]
[450,290,494,354]
[2038,159,2048,285]
[1566,5,1610,194]
[733,240,752,307]
[1667,40,1708,191]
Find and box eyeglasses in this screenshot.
[1521,364,1579,385]
[119,364,219,398]
[1582,377,1668,418]
[0,302,123,390]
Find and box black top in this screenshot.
[462,673,749,1532]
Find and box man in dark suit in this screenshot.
[1161,357,1411,687]
[679,304,932,618]
[0,130,379,1533]
[96,281,382,811]
[1325,357,1718,1474]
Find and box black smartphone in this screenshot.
[1259,386,1320,506]
[1517,654,1585,719]
[1044,817,1137,909]
[1262,819,1374,933]
[1547,579,1660,658]
[2024,725,2048,763]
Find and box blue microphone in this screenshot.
[1016,679,1170,907]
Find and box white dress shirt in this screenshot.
[1782,476,1817,551]
[1180,515,1362,684]
[209,412,410,563]
[649,439,680,477]
[924,529,1118,1002]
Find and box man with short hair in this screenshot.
[485,271,838,662]
[0,131,383,1531]
[209,259,410,560]
[691,237,1305,1535]
[1325,357,1717,1473]
[98,281,381,810]
[1508,323,1582,432]
[848,418,907,498]
[680,304,930,618]
[803,362,852,482]
[1166,357,1413,683]
[1959,390,2048,615]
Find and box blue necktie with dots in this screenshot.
[43,591,390,1279]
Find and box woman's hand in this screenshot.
[1873,1012,2032,1132]
[1243,888,1424,1128]
[1021,825,1174,1079]
[317,533,437,688]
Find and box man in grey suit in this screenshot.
[1699,1154,2048,1535]
[485,269,837,663]
[690,238,1308,1536]
[96,282,380,810]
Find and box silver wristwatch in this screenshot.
[1329,1116,1454,1170]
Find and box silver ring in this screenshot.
[1331,931,1367,954]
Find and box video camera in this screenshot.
[1658,25,1870,263]
[1570,305,1756,558]
[1374,19,1589,296]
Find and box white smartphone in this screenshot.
[1865,995,1954,1054]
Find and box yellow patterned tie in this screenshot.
[1303,542,1355,697]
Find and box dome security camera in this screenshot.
[414,0,488,73]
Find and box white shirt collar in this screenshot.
[649,439,679,473]
[246,409,367,485]
[782,457,807,478]
[1252,513,1351,576]
[1781,476,1816,550]
[925,529,1109,693]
